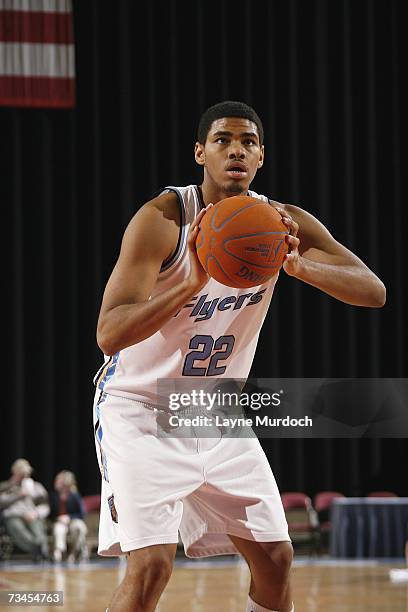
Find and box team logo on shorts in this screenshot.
[108,495,118,523]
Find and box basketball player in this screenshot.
[94,101,385,612]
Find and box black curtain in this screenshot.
[1,0,405,498]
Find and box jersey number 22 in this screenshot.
[182,335,235,376]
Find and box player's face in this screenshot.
[195,117,264,195]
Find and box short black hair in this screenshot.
[197,100,264,145]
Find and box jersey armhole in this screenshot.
[157,187,186,273]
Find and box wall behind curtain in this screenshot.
[1,0,405,497]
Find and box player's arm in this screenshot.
[96,194,210,356]
[273,203,386,307]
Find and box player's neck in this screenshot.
[199,181,248,207]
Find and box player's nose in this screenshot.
[228,142,246,159]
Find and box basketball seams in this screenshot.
[210,199,263,232]
[205,253,241,288]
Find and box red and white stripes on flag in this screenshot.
[0,0,75,108]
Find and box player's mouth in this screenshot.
[226,162,248,179]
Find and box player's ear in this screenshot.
[257,145,265,168]
[195,142,205,166]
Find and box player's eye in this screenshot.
[244,139,256,146]
[215,137,228,144]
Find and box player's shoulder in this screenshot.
[124,190,181,236]
[119,189,181,261]
[141,190,180,222]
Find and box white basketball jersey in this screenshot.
[94,185,279,406]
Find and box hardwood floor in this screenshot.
[0,558,407,611]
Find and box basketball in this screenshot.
[196,196,289,288]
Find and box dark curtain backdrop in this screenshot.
[1,0,405,498]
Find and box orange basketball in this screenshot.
[196,195,289,288]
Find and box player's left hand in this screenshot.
[274,207,302,277]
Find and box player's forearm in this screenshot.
[294,258,386,307]
[97,279,200,355]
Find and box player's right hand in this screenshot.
[187,204,213,292]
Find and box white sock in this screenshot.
[246,596,294,612]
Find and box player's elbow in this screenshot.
[97,334,115,356]
[97,323,118,356]
[369,280,386,308]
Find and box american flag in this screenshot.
[0,0,75,108]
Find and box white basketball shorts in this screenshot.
[94,391,290,558]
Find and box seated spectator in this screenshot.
[0,458,49,561]
[50,470,88,563]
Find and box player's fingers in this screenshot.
[274,206,291,221]
[283,252,298,269]
[188,203,214,254]
[285,234,300,251]
[187,224,199,248]
[274,206,286,216]
[189,212,204,233]
[281,216,298,237]
[190,203,213,232]
[274,206,296,233]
